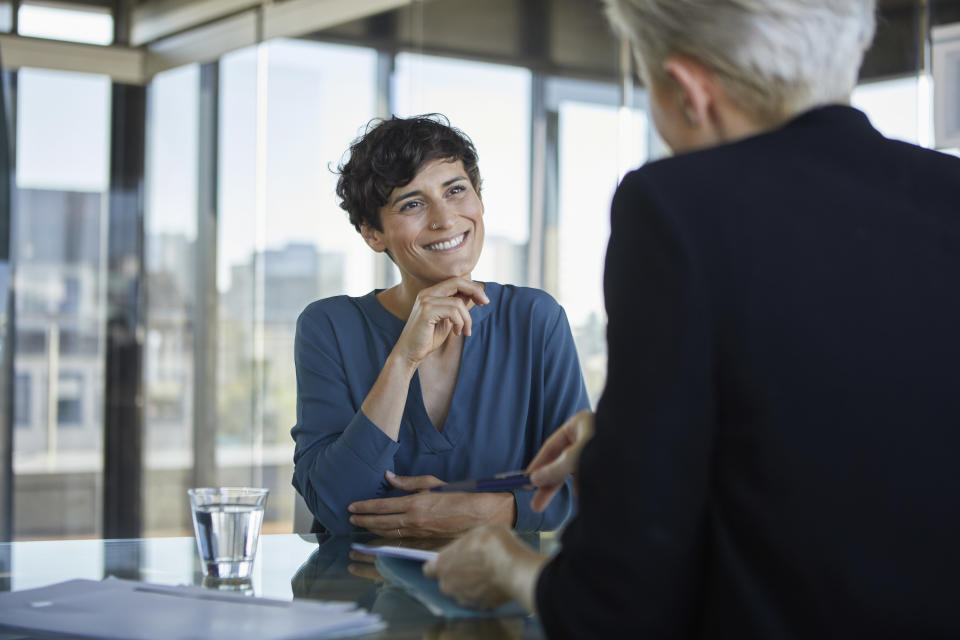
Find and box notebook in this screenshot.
[0,578,385,640]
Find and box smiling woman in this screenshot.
[290,115,589,537]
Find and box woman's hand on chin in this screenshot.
[346,471,516,538]
[393,277,489,367]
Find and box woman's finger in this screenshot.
[350,512,406,530]
[386,470,446,491]
[349,550,377,564]
[529,485,562,513]
[528,410,595,475]
[422,557,438,578]
[348,563,384,582]
[349,495,409,514]
[528,449,573,488]
[421,296,471,337]
[367,526,419,539]
[422,277,489,306]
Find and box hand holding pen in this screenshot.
[525,409,595,512]
[429,409,596,512]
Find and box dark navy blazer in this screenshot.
[537,106,960,639]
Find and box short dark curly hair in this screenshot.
[335,114,482,233]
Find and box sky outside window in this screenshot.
[16,67,111,192]
[217,40,378,296]
[0,2,13,32]
[852,76,922,145]
[18,2,113,45]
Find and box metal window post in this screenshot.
[102,80,146,540]
[193,62,219,490]
[0,63,16,545]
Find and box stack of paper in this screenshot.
[0,578,385,639]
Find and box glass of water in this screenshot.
[187,487,269,580]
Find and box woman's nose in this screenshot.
[429,202,456,229]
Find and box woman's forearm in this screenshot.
[359,350,419,441]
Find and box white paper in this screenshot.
[351,543,439,562]
[0,578,385,640]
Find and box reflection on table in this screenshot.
[0,533,555,639]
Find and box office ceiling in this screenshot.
[14,0,960,83]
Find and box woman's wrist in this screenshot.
[384,349,420,378]
[492,492,518,528]
[359,350,419,441]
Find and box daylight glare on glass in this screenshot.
[18,2,113,45]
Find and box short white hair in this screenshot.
[604,0,877,122]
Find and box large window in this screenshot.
[394,54,533,286]
[852,76,927,146]
[13,67,111,539]
[4,2,948,545]
[143,64,200,537]
[218,40,379,532]
[551,80,650,404]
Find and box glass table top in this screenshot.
[0,533,552,639]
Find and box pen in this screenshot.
[429,470,531,493]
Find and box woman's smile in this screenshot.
[424,231,469,252]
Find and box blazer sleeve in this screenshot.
[513,304,590,531]
[291,306,400,534]
[536,170,717,637]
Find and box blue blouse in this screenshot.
[291,282,590,535]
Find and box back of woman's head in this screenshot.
[336,114,481,233]
[604,0,876,124]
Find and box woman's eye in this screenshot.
[449,185,465,196]
[399,200,421,212]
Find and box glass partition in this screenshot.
[555,100,648,404]
[142,64,201,537]
[13,68,111,539]
[218,40,379,532]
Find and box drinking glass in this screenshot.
[187,487,269,580]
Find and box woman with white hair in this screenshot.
[424,0,960,637]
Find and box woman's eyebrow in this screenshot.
[390,176,468,206]
[391,189,422,206]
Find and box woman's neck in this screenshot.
[377,274,478,321]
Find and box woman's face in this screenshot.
[363,158,484,289]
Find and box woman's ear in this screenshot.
[662,56,718,130]
[360,224,386,253]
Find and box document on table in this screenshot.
[0,577,385,640]
[351,542,439,562]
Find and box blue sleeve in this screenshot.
[514,304,591,531]
[291,305,400,534]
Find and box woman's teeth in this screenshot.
[426,233,466,251]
